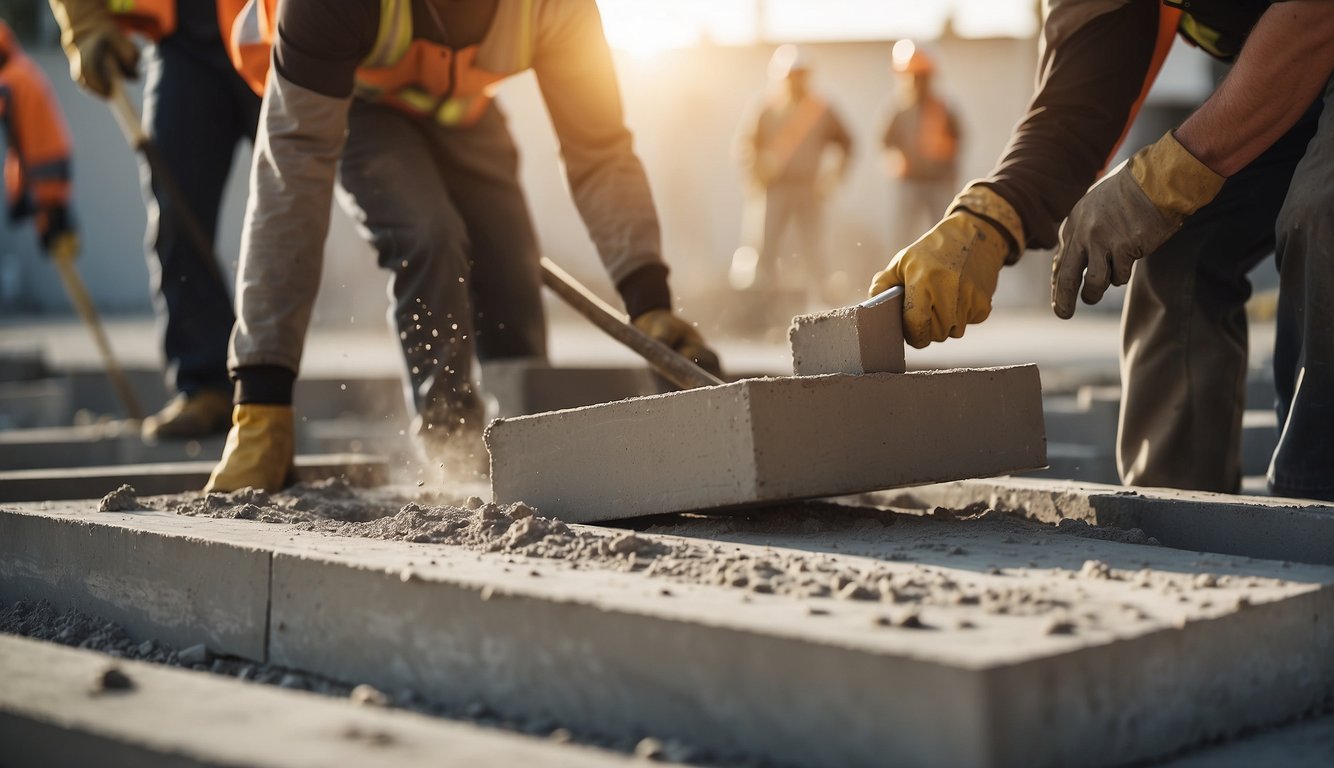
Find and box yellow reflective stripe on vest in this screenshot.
[107,0,137,12]
[365,0,413,68]
[515,0,534,70]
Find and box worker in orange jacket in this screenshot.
[0,21,76,259]
[48,0,260,439]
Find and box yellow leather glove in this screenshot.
[48,0,139,98]
[632,308,723,378]
[204,404,295,493]
[1052,131,1225,318]
[869,183,1023,348]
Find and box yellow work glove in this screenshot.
[869,183,1023,348]
[1052,131,1225,318]
[204,404,295,493]
[48,0,139,98]
[632,308,723,379]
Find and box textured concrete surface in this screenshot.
[1155,712,1334,767]
[479,360,657,419]
[5,501,1334,768]
[0,634,642,768]
[884,477,1334,566]
[0,507,270,660]
[788,292,905,376]
[488,366,1046,522]
[0,454,388,502]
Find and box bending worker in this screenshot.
[206,0,717,492]
[0,20,76,262]
[869,1,1334,501]
[48,0,260,439]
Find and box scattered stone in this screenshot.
[279,674,307,690]
[177,644,211,667]
[91,664,133,693]
[1194,573,1219,589]
[1045,618,1077,636]
[634,737,666,760]
[350,683,390,707]
[98,484,139,513]
[897,611,928,630]
[1079,560,1113,580]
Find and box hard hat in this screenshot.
[892,40,935,75]
[768,44,810,80]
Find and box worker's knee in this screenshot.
[376,214,470,279]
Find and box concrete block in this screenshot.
[487,366,1046,522]
[0,425,225,470]
[0,509,269,660]
[891,476,1334,566]
[0,453,389,502]
[0,634,635,768]
[480,359,657,418]
[788,290,905,375]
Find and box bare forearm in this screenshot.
[1176,1,1334,176]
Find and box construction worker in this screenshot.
[47,0,260,439]
[0,20,76,262]
[205,0,718,492]
[737,45,853,307]
[869,1,1334,501]
[880,40,961,251]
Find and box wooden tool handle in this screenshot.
[51,250,145,420]
[539,258,724,391]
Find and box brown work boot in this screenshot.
[204,404,295,493]
[416,390,490,485]
[141,390,233,440]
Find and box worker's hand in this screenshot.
[48,0,139,98]
[869,183,1023,348]
[1052,131,1225,318]
[37,206,77,259]
[632,308,723,378]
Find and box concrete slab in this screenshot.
[0,508,269,660]
[487,366,1046,522]
[0,424,226,470]
[479,359,657,418]
[0,634,641,768]
[0,453,389,502]
[1155,711,1334,768]
[0,378,72,429]
[6,500,1334,768]
[882,476,1334,566]
[788,291,905,375]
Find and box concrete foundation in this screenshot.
[788,291,905,376]
[0,634,640,768]
[487,366,1046,522]
[0,454,389,503]
[3,502,1333,768]
[885,477,1334,566]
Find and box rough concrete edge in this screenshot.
[0,633,641,768]
[889,477,1334,567]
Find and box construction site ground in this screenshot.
[4,309,1329,767]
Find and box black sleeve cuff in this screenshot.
[233,365,297,405]
[617,263,672,319]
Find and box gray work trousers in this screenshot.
[336,101,547,428]
[758,181,824,290]
[1119,74,1333,500]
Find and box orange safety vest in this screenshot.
[228,0,536,127]
[0,21,73,222]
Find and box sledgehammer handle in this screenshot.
[539,257,724,391]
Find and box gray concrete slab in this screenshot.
[8,500,1333,768]
[0,378,72,429]
[788,292,905,376]
[0,508,269,660]
[882,476,1334,566]
[0,424,226,470]
[487,366,1046,522]
[0,454,389,502]
[0,634,642,768]
[1154,712,1334,768]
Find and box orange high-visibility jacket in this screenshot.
[109,0,248,43]
[0,21,73,227]
[226,0,534,127]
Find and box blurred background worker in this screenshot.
[879,40,960,252]
[47,0,260,440]
[0,19,76,262]
[869,1,1334,501]
[205,0,718,493]
[734,44,852,315]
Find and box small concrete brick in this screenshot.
[480,359,657,419]
[0,635,634,768]
[487,366,1045,522]
[788,291,905,376]
[0,509,269,660]
[0,453,389,502]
